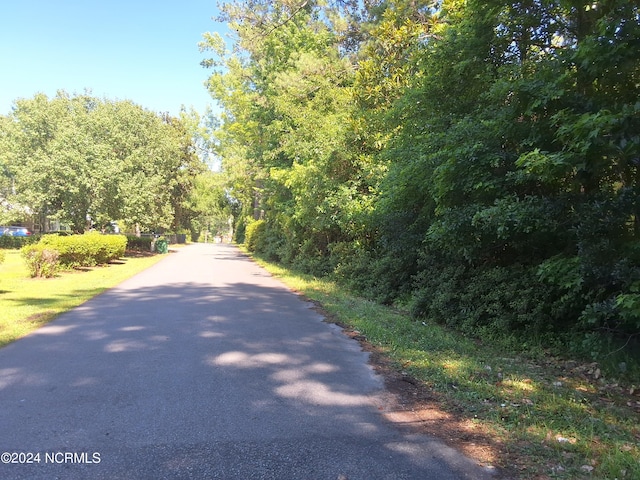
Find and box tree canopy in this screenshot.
[0,92,205,233]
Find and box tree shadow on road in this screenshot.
[0,278,495,479]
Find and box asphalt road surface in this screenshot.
[0,243,496,479]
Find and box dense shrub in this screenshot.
[244,218,291,264]
[39,232,126,268]
[126,235,153,252]
[233,216,247,244]
[244,219,267,253]
[409,258,557,342]
[0,235,39,249]
[331,242,375,288]
[21,245,60,278]
[289,237,332,276]
[94,234,126,264]
[330,241,416,305]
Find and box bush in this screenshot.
[0,235,39,249]
[21,245,60,278]
[244,219,267,253]
[233,216,247,244]
[126,235,153,252]
[94,233,127,264]
[410,257,555,341]
[330,241,416,304]
[39,232,126,268]
[0,249,5,264]
[243,218,289,263]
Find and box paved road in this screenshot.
[0,243,495,479]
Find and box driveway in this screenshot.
[0,243,495,479]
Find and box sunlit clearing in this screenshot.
[501,377,536,393]
[441,358,469,375]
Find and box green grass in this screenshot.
[248,253,640,480]
[0,249,165,347]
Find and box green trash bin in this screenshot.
[156,238,168,254]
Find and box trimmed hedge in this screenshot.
[244,219,267,253]
[126,235,153,252]
[38,232,127,268]
[0,235,39,249]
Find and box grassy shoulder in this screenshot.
[246,250,640,480]
[0,249,166,348]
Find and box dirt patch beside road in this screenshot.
[340,325,506,477]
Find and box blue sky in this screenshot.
[0,0,224,116]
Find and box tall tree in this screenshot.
[1,92,202,233]
[201,0,369,269]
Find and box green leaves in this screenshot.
[203,0,369,267]
[614,281,640,331]
[205,0,640,352]
[1,92,201,232]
